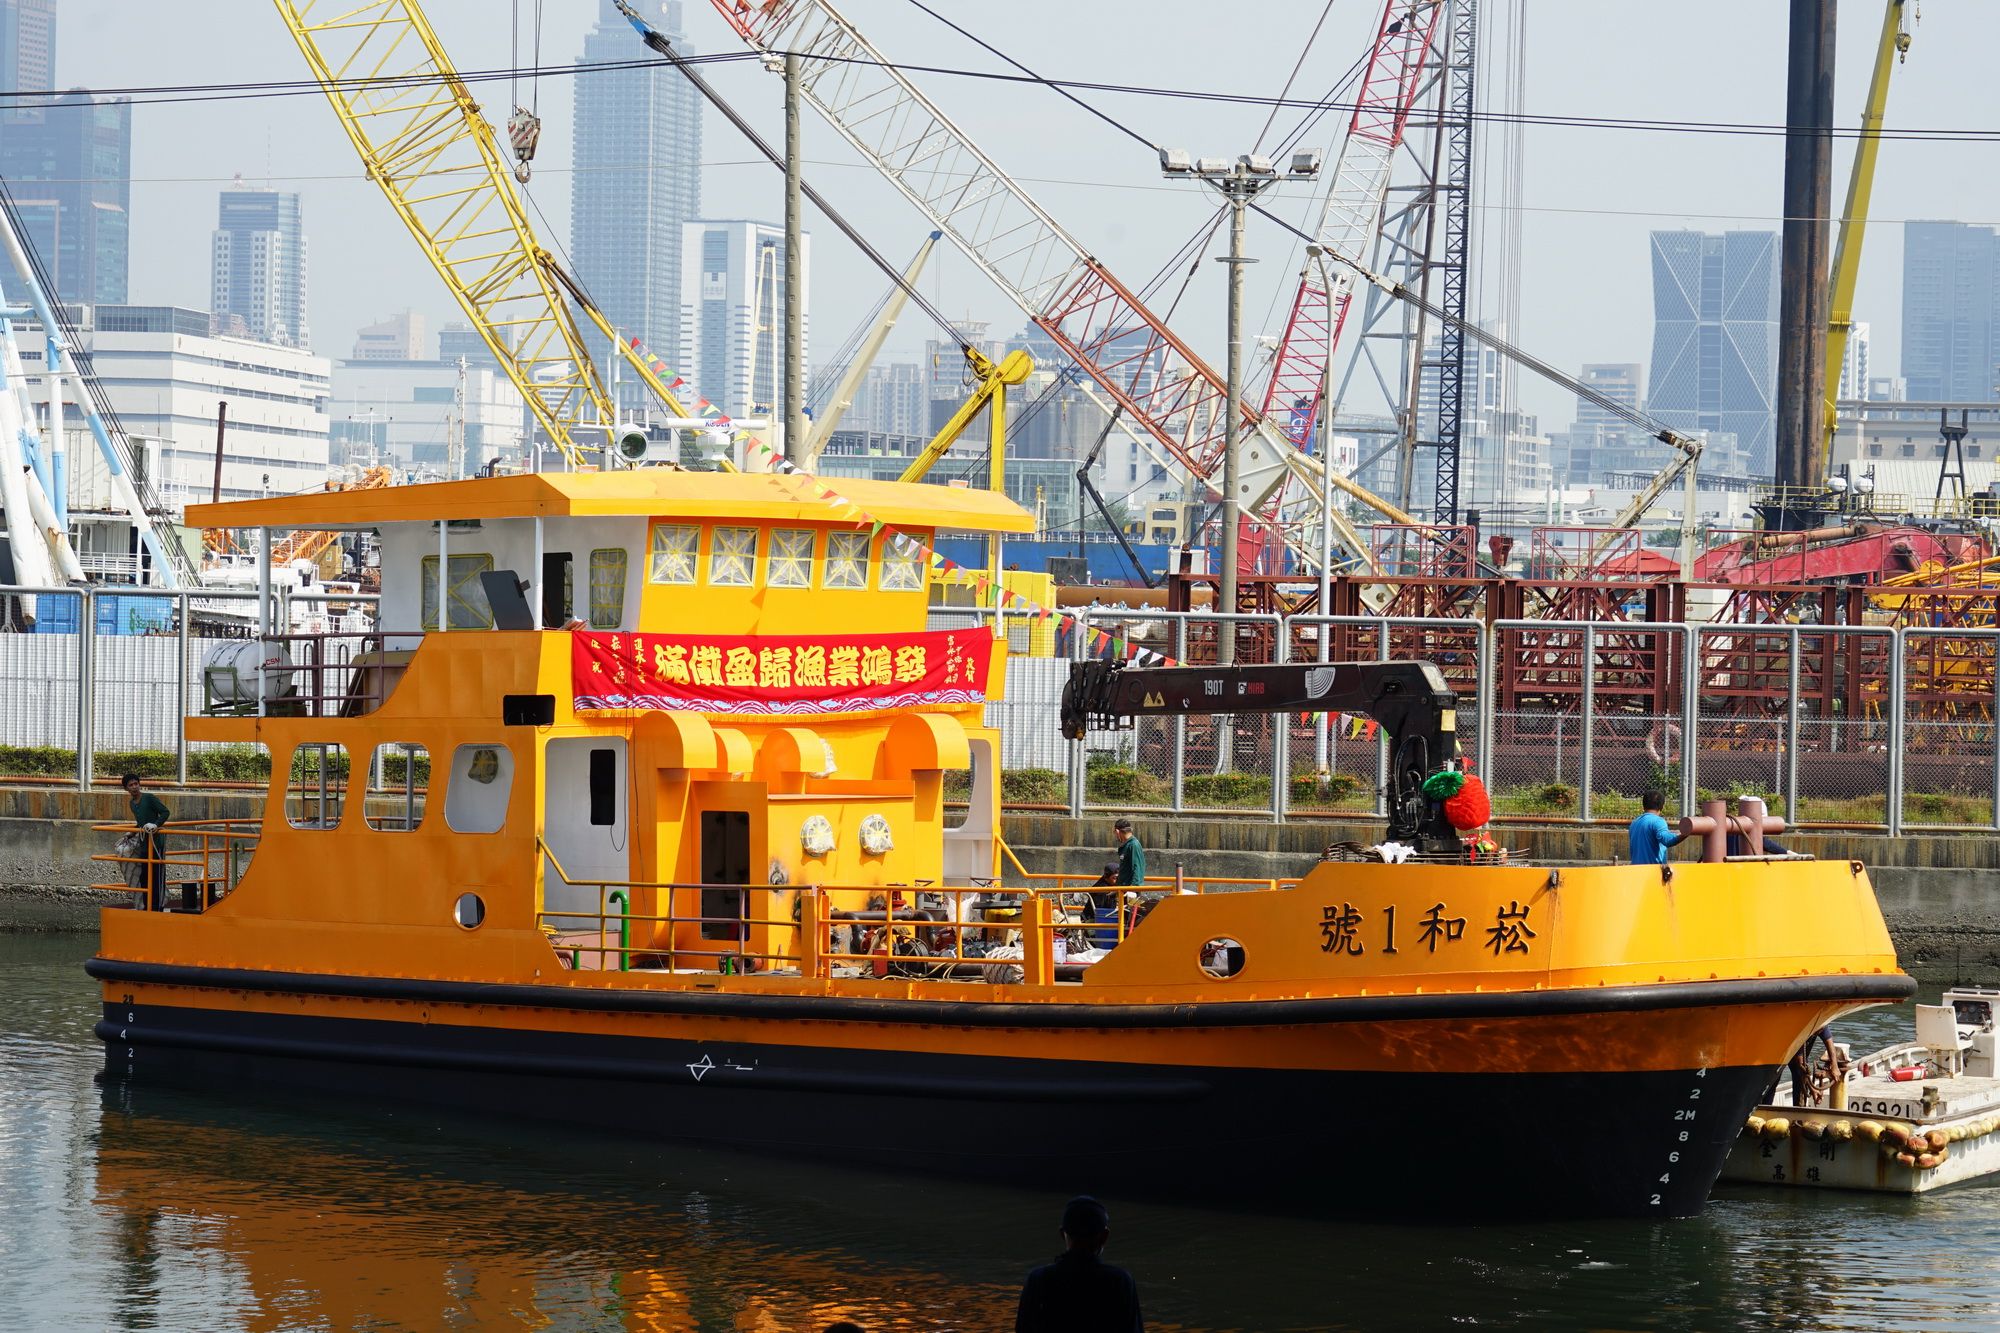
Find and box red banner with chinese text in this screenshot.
[571,628,994,714]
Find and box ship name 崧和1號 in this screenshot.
[1318,900,1536,957]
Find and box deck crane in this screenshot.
[681,0,1423,579]
[1252,0,1447,569]
[1819,0,1916,483]
[271,0,701,468]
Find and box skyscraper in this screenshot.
[680,219,810,421]
[572,0,701,413]
[210,185,308,348]
[0,0,55,102]
[1901,221,1997,403]
[1646,230,1780,475]
[0,90,132,304]
[1838,323,1870,402]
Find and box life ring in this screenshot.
[1645,721,1683,766]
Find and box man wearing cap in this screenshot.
[1015,1195,1144,1332]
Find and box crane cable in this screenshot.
[612,1,976,354]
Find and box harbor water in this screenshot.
[4,931,1998,1333]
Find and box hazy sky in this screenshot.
[53,0,2000,431]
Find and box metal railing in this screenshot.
[537,839,1291,981]
[0,585,379,790]
[11,585,2000,834]
[86,818,262,912]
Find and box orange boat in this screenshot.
[88,469,1911,1220]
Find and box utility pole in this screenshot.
[211,401,228,504]
[1158,152,1309,664]
[1776,0,1837,499]
[782,49,806,467]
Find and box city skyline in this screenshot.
[571,0,703,415]
[12,1,2000,482]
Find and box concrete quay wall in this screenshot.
[4,786,1995,982]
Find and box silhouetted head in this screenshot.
[1060,1195,1111,1254]
[823,1323,866,1333]
[1642,791,1665,813]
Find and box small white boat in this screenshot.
[1721,988,2000,1194]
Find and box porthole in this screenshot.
[1199,936,1245,979]
[454,892,486,929]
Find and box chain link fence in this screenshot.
[6,587,1997,832]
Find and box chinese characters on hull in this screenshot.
[1318,899,1535,958]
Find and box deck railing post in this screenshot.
[799,889,824,979]
[1023,894,1054,987]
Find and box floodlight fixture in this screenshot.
[1158,147,1193,175]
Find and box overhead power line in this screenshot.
[5,52,1999,145]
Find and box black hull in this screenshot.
[100,999,1771,1222]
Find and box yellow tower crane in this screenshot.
[272,0,695,468]
[1821,0,1916,479]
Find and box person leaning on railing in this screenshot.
[122,773,171,910]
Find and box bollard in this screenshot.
[1679,795,1787,862]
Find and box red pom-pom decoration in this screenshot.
[1442,772,1490,830]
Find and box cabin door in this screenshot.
[541,737,629,922]
[697,810,750,949]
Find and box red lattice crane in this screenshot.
[688,0,1429,575]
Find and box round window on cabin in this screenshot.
[454,892,486,930]
[1199,937,1246,980]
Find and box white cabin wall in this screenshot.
[377,516,647,635]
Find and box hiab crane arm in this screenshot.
[1061,658,1462,852]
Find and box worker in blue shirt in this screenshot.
[1628,790,1685,864]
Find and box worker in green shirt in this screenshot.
[1113,818,1146,887]
[123,773,171,910]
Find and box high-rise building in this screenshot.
[0,0,56,102]
[210,184,308,349]
[20,305,330,507]
[1902,221,1998,403]
[848,362,928,438]
[351,310,427,362]
[573,0,701,413]
[1574,364,1643,432]
[1414,333,1551,511]
[0,90,132,304]
[680,219,809,421]
[1646,230,1780,474]
[1838,323,1871,402]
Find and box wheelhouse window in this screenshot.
[444,744,513,834]
[825,530,870,589]
[709,526,758,586]
[419,554,495,629]
[286,743,348,830]
[362,742,428,831]
[648,524,698,584]
[769,528,815,588]
[879,534,924,591]
[588,548,628,627]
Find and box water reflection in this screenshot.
[6,933,2000,1331]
